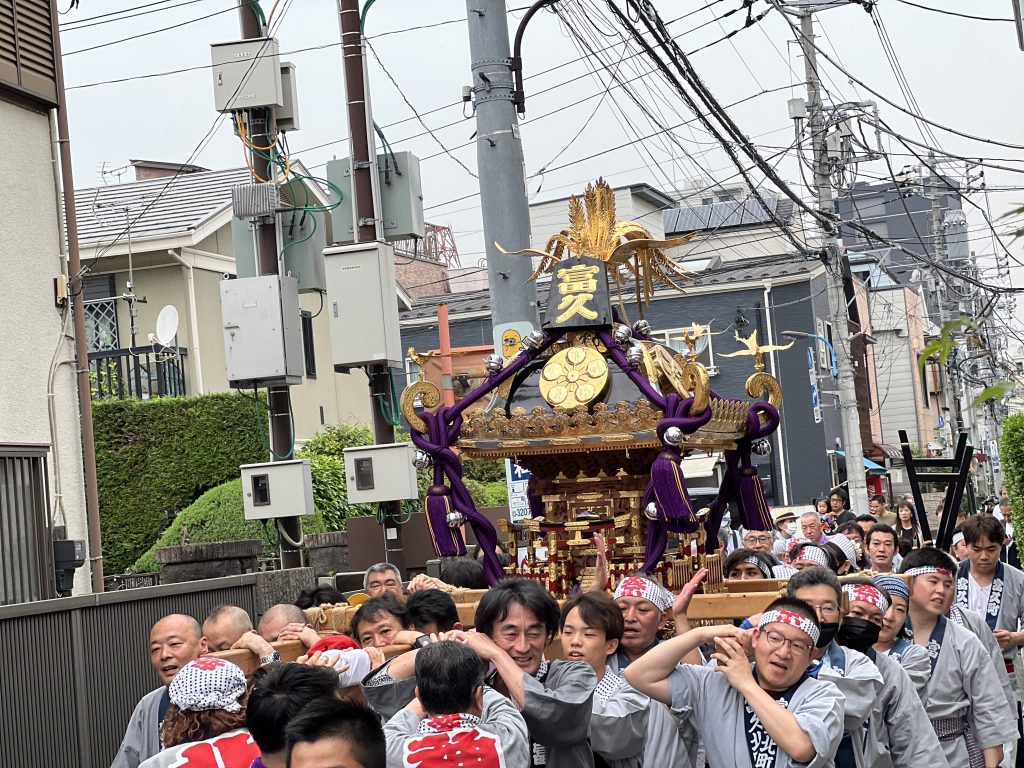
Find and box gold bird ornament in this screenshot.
[496,178,696,304]
[718,330,794,372]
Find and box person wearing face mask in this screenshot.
[772,508,800,541]
[899,548,1012,768]
[838,579,947,768]
[871,574,931,703]
[786,567,883,768]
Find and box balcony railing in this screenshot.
[88,346,188,400]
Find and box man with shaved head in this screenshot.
[257,603,319,648]
[204,603,281,664]
[110,614,207,768]
[202,605,253,651]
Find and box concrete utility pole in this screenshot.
[338,0,405,573]
[466,0,541,352]
[797,8,869,515]
[237,4,303,569]
[926,151,948,324]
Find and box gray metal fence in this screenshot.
[0,574,259,768]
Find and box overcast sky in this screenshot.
[58,0,1024,339]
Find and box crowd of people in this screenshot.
[110,490,1024,768]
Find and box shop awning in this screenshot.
[834,450,888,476]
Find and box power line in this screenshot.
[60,0,209,31]
[769,2,1024,153]
[64,3,243,56]
[891,0,1013,23]
[80,0,296,272]
[364,39,477,179]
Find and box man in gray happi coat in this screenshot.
[900,548,1013,768]
[364,578,597,768]
[625,595,844,768]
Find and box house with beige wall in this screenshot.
[74,162,375,440]
[1,5,90,601]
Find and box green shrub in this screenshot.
[132,464,339,574]
[1001,414,1024,536]
[297,423,379,527]
[94,393,268,573]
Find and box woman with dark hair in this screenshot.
[723,548,774,580]
[895,501,921,549]
[141,657,258,767]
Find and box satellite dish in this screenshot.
[154,305,179,346]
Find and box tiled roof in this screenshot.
[402,257,819,321]
[73,168,251,248]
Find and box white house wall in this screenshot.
[0,98,90,593]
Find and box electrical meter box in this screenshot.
[211,38,283,113]
[342,443,418,504]
[326,152,425,244]
[221,275,303,387]
[275,62,300,132]
[232,209,327,293]
[323,242,402,369]
[241,459,314,520]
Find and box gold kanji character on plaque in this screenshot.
[557,264,599,295]
[554,264,600,322]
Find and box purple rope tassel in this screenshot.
[703,402,780,552]
[410,408,506,585]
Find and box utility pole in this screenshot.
[466,1,540,355]
[926,150,948,325]
[797,8,869,515]
[50,0,104,592]
[237,4,303,569]
[338,0,405,573]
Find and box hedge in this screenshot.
[1001,414,1024,537]
[94,393,268,573]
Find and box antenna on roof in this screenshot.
[97,161,128,185]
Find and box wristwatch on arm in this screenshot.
[259,651,282,666]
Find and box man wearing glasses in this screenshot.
[787,568,883,768]
[742,529,777,560]
[625,595,844,767]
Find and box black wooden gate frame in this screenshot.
[898,429,973,551]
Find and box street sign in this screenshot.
[807,348,822,423]
[506,460,533,523]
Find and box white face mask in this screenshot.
[783,522,796,537]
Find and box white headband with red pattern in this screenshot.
[758,608,820,645]
[613,576,674,612]
[842,583,890,614]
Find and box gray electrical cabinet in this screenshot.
[232,210,327,293]
[275,62,300,132]
[211,38,283,113]
[241,459,314,520]
[221,275,303,387]
[326,151,425,245]
[342,444,418,503]
[323,243,402,370]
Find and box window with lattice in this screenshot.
[84,300,120,352]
